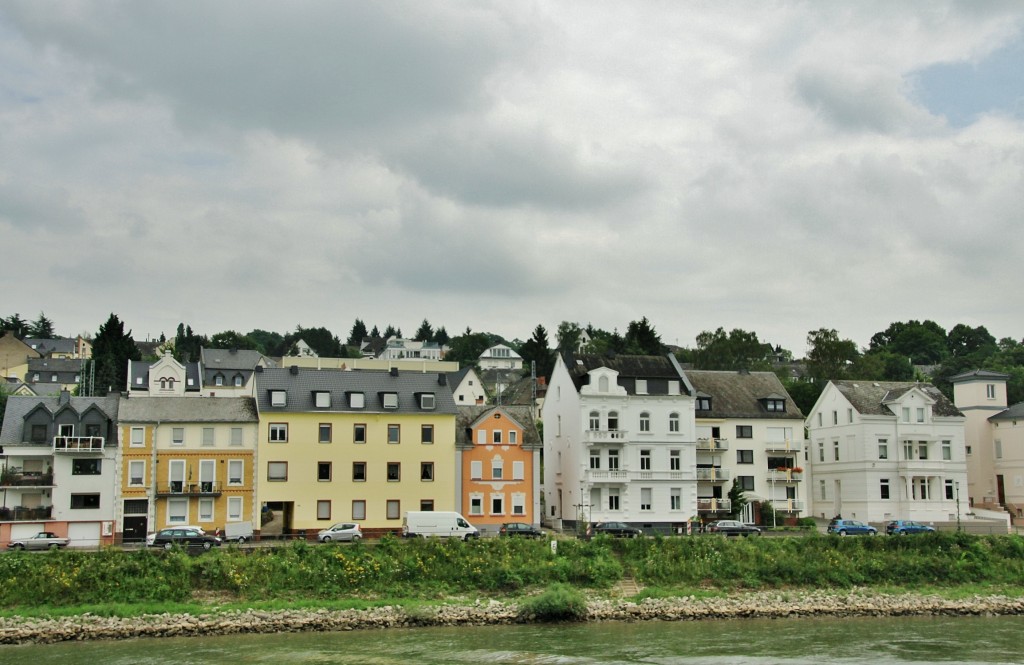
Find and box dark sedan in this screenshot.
[499,522,543,538]
[705,520,761,536]
[150,527,221,551]
[585,521,643,539]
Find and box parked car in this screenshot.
[145,525,211,546]
[7,531,69,551]
[705,520,761,536]
[885,520,936,535]
[827,519,877,536]
[585,521,643,539]
[317,523,363,542]
[150,527,221,550]
[499,522,543,538]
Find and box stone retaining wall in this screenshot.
[2,591,1022,645]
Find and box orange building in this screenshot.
[457,406,541,534]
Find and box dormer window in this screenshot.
[382,393,398,409]
[696,397,712,411]
[420,394,436,410]
[270,390,287,407]
[765,399,785,412]
[215,374,224,387]
[233,374,243,387]
[315,391,331,408]
[349,392,365,409]
[635,379,648,395]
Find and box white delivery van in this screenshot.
[224,521,254,544]
[402,511,479,540]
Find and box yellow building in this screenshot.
[255,366,458,537]
[116,397,258,541]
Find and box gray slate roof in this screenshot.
[24,338,77,356]
[684,370,805,420]
[27,357,83,373]
[563,351,691,396]
[949,369,1010,383]
[455,405,542,446]
[831,380,963,418]
[255,367,458,415]
[990,402,1024,422]
[118,396,258,422]
[0,394,120,444]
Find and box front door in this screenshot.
[997,475,1006,506]
[123,516,148,542]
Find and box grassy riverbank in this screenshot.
[2,532,1024,616]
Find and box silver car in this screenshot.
[318,523,363,542]
[7,531,70,550]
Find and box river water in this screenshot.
[2,615,1023,664]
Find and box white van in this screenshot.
[402,511,479,540]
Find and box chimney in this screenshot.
[438,374,447,386]
[290,365,299,375]
[59,390,70,405]
[390,367,399,378]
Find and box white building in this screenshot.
[448,367,487,406]
[478,344,523,371]
[378,338,444,361]
[543,352,697,533]
[684,370,807,525]
[805,380,968,524]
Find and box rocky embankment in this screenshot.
[2,591,1023,645]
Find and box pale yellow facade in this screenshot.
[257,410,457,535]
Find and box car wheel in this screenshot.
[238,537,247,544]
[899,530,907,535]
[351,535,361,542]
[203,541,212,550]
[838,530,847,536]
[49,543,60,550]
[11,543,24,550]
[163,542,173,550]
[868,531,876,536]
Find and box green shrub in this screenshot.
[518,583,588,622]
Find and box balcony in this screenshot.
[0,505,53,521]
[0,470,54,488]
[697,497,731,513]
[585,469,689,483]
[766,469,804,483]
[697,437,729,451]
[765,439,803,453]
[155,481,223,497]
[696,467,731,482]
[585,429,629,444]
[53,436,105,453]
[774,499,804,513]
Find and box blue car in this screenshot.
[885,520,936,535]
[827,519,877,536]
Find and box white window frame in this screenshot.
[228,459,244,486]
[198,498,214,523]
[167,498,188,524]
[350,392,366,408]
[512,460,525,480]
[469,494,484,516]
[227,496,243,521]
[129,460,145,487]
[171,427,185,447]
[511,492,526,516]
[271,390,287,407]
[130,427,145,447]
[230,427,243,446]
[315,392,331,408]
[202,427,215,447]
[492,458,504,480]
[471,460,483,480]
[269,423,288,443]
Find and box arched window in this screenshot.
[233,374,243,387]
[589,411,600,430]
[159,379,167,390]
[167,378,175,390]
[669,412,680,433]
[214,373,224,387]
[639,412,650,432]
[598,376,609,392]
[608,411,619,431]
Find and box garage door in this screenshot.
[68,522,101,549]
[10,523,46,540]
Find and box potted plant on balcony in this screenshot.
[792,466,803,474]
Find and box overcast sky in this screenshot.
[2,2,1022,355]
